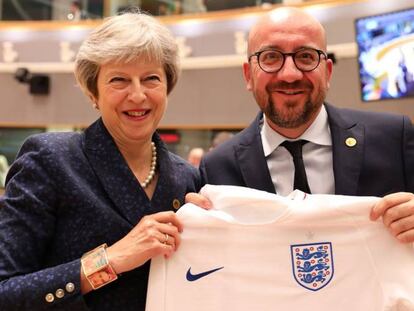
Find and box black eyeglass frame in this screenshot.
[248,48,328,73]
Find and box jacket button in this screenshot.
[172,199,181,210]
[55,289,65,299]
[65,282,75,293]
[45,293,54,303]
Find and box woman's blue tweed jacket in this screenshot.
[0,118,202,310]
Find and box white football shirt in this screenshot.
[146,185,414,311]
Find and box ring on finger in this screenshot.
[163,233,169,244]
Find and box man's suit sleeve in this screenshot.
[199,158,209,186]
[0,136,89,310]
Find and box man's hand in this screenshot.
[370,192,414,243]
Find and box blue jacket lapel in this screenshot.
[148,138,183,214]
[235,113,276,193]
[83,119,150,225]
[326,104,364,195]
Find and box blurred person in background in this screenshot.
[67,1,89,21]
[0,155,8,188]
[210,131,234,150]
[187,147,205,167]
[0,12,202,310]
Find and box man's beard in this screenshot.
[263,82,326,129]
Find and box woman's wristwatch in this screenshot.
[81,243,118,290]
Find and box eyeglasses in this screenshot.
[248,48,327,73]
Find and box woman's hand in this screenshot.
[106,211,183,274]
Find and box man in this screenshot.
[210,131,234,150]
[189,7,414,243]
[68,1,88,21]
[187,147,205,167]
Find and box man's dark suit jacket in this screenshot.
[200,104,414,196]
[0,119,201,310]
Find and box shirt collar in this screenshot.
[261,105,332,157]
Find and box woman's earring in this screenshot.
[93,103,99,110]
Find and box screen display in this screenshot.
[355,7,414,101]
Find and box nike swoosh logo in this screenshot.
[186,266,224,281]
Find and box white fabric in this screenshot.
[261,105,334,195]
[146,185,414,311]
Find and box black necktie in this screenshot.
[281,140,311,193]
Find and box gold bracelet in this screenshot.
[81,243,118,290]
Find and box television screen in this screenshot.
[355,7,414,101]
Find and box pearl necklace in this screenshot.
[140,142,157,189]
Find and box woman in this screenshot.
[0,12,201,310]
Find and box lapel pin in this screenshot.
[345,137,357,147]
